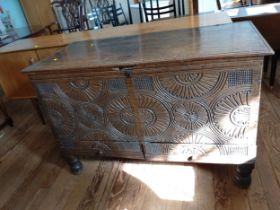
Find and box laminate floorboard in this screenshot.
[0,81,280,210]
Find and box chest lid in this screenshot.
[23,21,273,75]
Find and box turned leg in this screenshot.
[63,154,83,175]
[234,162,255,189]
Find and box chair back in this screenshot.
[51,0,83,32]
[102,3,128,27]
[142,0,177,22]
[87,7,103,29]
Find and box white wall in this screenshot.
[0,0,28,28]
[198,0,218,13]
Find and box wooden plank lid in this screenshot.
[23,21,273,74]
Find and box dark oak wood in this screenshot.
[0,97,13,129]
[23,22,272,188]
[0,13,232,54]
[62,154,83,175]
[1,81,280,209]
[31,98,46,124]
[234,161,256,188]
[23,22,272,74]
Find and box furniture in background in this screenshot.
[100,3,129,27]
[225,2,280,86]
[0,50,45,124]
[142,0,177,22]
[216,0,253,10]
[0,25,53,47]
[20,0,56,28]
[108,3,129,26]
[0,12,231,130]
[51,0,83,33]
[23,21,273,188]
[86,7,104,29]
[51,0,129,31]
[0,13,232,53]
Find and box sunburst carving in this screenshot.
[58,79,102,102]
[138,95,170,136]
[157,72,224,99]
[107,95,170,137]
[173,102,209,131]
[107,96,137,136]
[43,95,75,140]
[212,91,251,138]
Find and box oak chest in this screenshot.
[23,21,273,187]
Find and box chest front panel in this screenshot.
[34,58,263,163]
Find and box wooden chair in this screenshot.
[216,0,253,10]
[142,0,177,22]
[51,0,83,33]
[86,7,103,29]
[101,3,129,27]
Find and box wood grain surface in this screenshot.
[0,81,280,209]
[0,12,232,54]
[23,21,273,74]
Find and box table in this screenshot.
[0,12,232,101]
[0,25,48,47]
[225,3,280,86]
[23,21,272,188]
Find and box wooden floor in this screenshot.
[1,76,280,210]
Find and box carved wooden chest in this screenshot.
[23,21,273,187]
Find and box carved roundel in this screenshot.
[157,72,224,99]
[59,79,102,102]
[138,95,170,137]
[107,95,170,137]
[173,102,209,131]
[43,95,74,140]
[107,96,136,136]
[212,91,251,139]
[77,104,104,129]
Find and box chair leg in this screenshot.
[31,98,46,125]
[270,51,280,87]
[0,98,13,129]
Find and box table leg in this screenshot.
[0,98,13,129]
[263,55,269,73]
[270,51,280,87]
